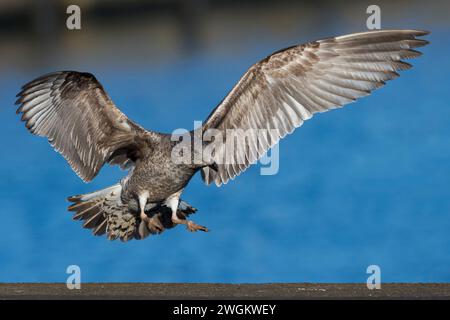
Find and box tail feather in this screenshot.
[68,184,126,238]
[83,209,104,229]
[93,219,108,236]
[71,203,101,221]
[67,185,199,242]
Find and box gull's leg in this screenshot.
[167,191,208,232]
[138,191,149,223]
[139,192,163,233]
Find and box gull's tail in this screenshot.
[67,184,136,241]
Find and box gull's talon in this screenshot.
[147,218,163,233]
[186,220,209,232]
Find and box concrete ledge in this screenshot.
[1,283,450,299]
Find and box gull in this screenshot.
[15,29,429,241]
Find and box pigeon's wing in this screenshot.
[16,71,151,182]
[201,29,429,186]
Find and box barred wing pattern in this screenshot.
[202,30,429,186]
[16,71,148,182]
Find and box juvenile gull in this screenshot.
[15,30,429,241]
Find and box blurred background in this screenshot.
[0,0,449,283]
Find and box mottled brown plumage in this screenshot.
[15,29,429,241]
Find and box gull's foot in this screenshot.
[171,215,208,232]
[141,211,163,234]
[147,216,164,234]
[186,220,209,232]
[140,212,149,223]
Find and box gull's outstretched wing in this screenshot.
[201,30,429,186]
[16,71,150,182]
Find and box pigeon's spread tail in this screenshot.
[68,185,198,241]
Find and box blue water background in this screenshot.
[0,21,449,283]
